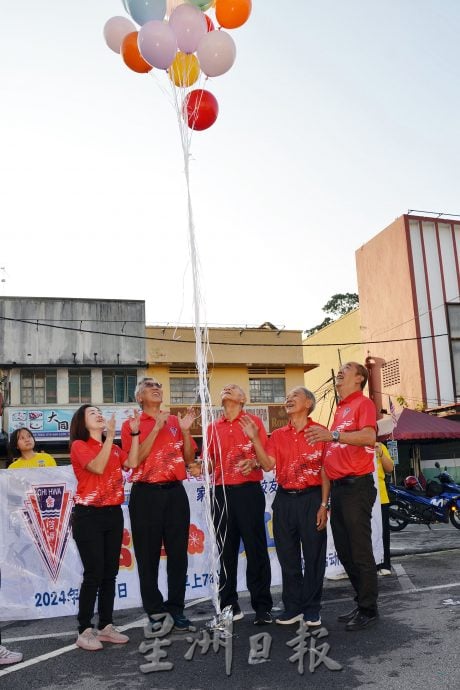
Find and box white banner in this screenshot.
[0,467,382,621]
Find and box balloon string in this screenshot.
[175,92,221,615]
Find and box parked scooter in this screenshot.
[388,476,460,531]
[433,461,460,494]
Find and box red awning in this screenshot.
[390,408,460,440]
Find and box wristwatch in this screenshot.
[320,502,328,509]
[331,430,340,442]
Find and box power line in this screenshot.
[0,316,452,349]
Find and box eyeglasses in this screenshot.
[141,380,162,389]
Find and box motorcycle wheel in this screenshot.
[449,509,460,529]
[389,501,409,532]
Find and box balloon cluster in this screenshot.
[104,0,252,131]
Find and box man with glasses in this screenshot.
[121,378,199,633]
[305,362,378,631]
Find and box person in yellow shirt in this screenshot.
[7,428,57,469]
[375,442,394,576]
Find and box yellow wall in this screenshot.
[303,310,365,426]
[144,326,308,430]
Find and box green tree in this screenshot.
[304,293,359,336]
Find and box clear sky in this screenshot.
[1,1,459,332]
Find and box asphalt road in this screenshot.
[1,523,459,689]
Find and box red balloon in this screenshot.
[205,15,215,32]
[183,89,219,131]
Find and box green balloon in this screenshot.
[190,0,214,10]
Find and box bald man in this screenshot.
[207,384,272,625]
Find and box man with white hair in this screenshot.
[207,384,273,625]
[121,377,198,633]
[242,387,329,628]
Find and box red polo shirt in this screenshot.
[121,412,196,484]
[71,438,127,507]
[266,419,326,489]
[323,391,376,480]
[207,411,267,485]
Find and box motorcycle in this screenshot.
[433,461,460,494]
[388,476,460,531]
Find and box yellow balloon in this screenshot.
[168,52,200,87]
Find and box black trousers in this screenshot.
[330,476,378,615]
[377,503,391,571]
[129,482,190,616]
[273,487,326,619]
[72,504,124,634]
[213,483,272,613]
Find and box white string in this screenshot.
[159,65,222,615]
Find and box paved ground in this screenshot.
[0,523,459,689]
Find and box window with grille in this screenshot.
[21,369,57,405]
[103,369,137,403]
[170,377,202,405]
[382,359,401,388]
[447,303,460,398]
[69,370,92,403]
[249,378,286,403]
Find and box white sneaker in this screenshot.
[0,645,23,665]
[326,571,349,580]
[378,569,392,576]
[76,628,103,651]
[97,624,129,644]
[304,617,322,627]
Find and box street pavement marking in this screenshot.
[392,563,415,591]
[2,579,460,677]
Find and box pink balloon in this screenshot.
[169,4,207,54]
[103,16,137,53]
[138,20,177,69]
[197,30,236,77]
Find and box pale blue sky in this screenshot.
[1,1,459,331]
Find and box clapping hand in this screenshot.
[178,407,196,433]
[128,408,141,435]
[239,415,259,440]
[104,414,116,439]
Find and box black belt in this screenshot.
[215,482,260,490]
[134,481,181,490]
[278,485,321,496]
[331,473,373,487]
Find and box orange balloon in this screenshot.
[215,0,252,29]
[121,31,152,74]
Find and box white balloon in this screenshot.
[169,4,207,54]
[197,30,236,78]
[104,16,137,54]
[138,20,177,69]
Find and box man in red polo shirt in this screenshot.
[242,387,329,627]
[121,377,199,633]
[207,384,273,625]
[305,362,377,631]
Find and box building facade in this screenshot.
[356,213,460,419]
[145,322,312,441]
[0,297,146,463]
[302,309,365,426]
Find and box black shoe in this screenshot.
[337,607,359,623]
[254,611,273,625]
[345,611,378,631]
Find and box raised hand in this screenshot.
[178,407,196,432]
[128,408,141,435]
[239,415,259,440]
[104,413,116,439]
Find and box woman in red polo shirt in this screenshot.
[70,405,140,651]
